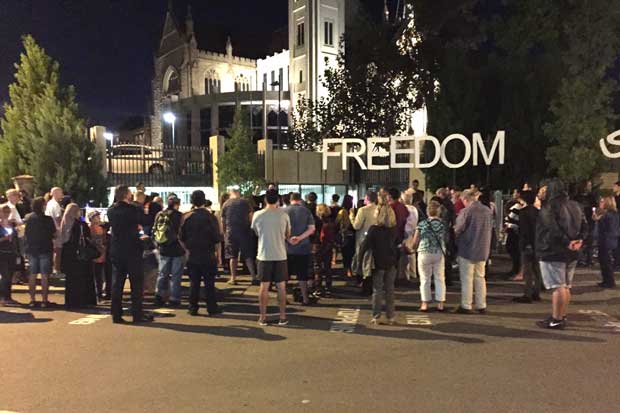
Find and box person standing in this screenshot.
[504,189,523,280]
[221,188,257,285]
[410,179,427,214]
[412,201,446,312]
[513,190,543,303]
[574,180,597,267]
[108,185,153,324]
[454,189,493,314]
[153,195,186,307]
[0,205,16,305]
[24,197,57,307]
[593,196,619,288]
[88,211,107,301]
[252,189,291,326]
[351,191,378,291]
[536,179,587,329]
[358,198,398,325]
[335,195,355,278]
[285,193,316,305]
[60,204,97,309]
[401,190,419,280]
[45,187,64,275]
[181,190,223,316]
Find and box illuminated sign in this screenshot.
[600,130,620,159]
[322,131,506,170]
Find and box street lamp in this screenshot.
[270,80,281,148]
[103,132,114,175]
[103,132,113,143]
[163,112,176,147]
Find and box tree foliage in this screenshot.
[0,35,106,204]
[216,107,264,195]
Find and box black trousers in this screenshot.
[188,262,218,313]
[506,232,521,275]
[93,262,105,298]
[522,252,542,299]
[110,255,144,320]
[599,244,616,287]
[0,259,11,301]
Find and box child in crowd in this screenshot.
[88,211,107,301]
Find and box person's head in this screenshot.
[19,189,29,200]
[387,187,400,203]
[5,189,19,204]
[152,196,163,206]
[190,190,206,207]
[290,192,303,205]
[220,192,230,206]
[599,195,617,212]
[427,200,441,218]
[512,189,521,199]
[461,189,477,207]
[451,186,462,197]
[134,191,146,205]
[411,191,423,206]
[331,194,340,204]
[264,189,279,206]
[167,195,181,210]
[267,182,277,191]
[62,203,81,223]
[87,210,101,225]
[342,194,353,210]
[135,182,146,192]
[114,185,132,203]
[229,188,241,199]
[365,191,378,205]
[585,180,593,192]
[205,199,213,209]
[401,190,413,206]
[306,192,318,204]
[32,197,46,216]
[374,202,396,228]
[282,193,291,206]
[316,203,330,220]
[411,179,419,190]
[614,181,620,194]
[537,185,547,202]
[0,204,11,222]
[522,182,532,191]
[520,190,536,206]
[51,187,64,202]
[435,187,449,199]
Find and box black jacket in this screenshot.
[518,205,538,252]
[358,225,397,270]
[108,201,147,259]
[536,182,588,262]
[598,211,619,249]
[180,208,222,265]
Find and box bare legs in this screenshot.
[258,281,287,322]
[28,273,50,303]
[552,287,571,319]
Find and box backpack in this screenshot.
[153,210,177,246]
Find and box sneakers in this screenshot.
[537,317,566,330]
[278,319,289,326]
[258,319,268,326]
[454,306,473,315]
[370,317,380,325]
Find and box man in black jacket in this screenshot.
[108,185,153,324]
[181,190,223,316]
[513,190,541,303]
[535,179,588,329]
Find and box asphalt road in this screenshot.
[2,259,620,413]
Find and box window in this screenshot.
[185,112,192,147]
[263,73,267,90]
[279,68,283,86]
[299,70,303,84]
[271,70,276,90]
[205,78,220,95]
[324,21,334,46]
[165,70,180,94]
[297,22,305,46]
[200,108,211,146]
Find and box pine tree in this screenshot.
[216,107,263,195]
[0,35,106,204]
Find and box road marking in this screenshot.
[578,309,620,333]
[330,308,360,333]
[153,308,175,314]
[69,314,110,325]
[406,314,432,326]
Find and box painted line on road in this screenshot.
[406,314,432,326]
[578,309,620,333]
[69,314,110,325]
[330,308,360,333]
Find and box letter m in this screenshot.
[473,131,505,166]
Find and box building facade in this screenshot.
[150,0,346,149]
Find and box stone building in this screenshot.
[150,0,346,149]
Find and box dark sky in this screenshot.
[0,0,395,129]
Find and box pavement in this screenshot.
[2,256,620,413]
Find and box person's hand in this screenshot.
[568,240,583,251]
[140,235,150,241]
[289,236,300,245]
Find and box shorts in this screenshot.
[28,253,52,275]
[257,260,288,283]
[287,254,310,281]
[539,261,576,289]
[225,230,256,260]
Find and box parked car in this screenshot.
[107,145,170,175]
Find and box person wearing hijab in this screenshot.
[60,204,96,308]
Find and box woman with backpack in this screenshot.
[594,196,619,288]
[411,200,446,312]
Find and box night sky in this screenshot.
[0,0,395,129]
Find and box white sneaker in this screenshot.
[370,317,380,325]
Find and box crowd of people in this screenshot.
[0,176,616,330]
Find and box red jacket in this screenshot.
[390,200,409,244]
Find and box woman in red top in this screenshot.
[317,204,336,297]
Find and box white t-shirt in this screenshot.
[6,201,23,225]
[251,208,290,261]
[45,198,63,228]
[404,204,419,237]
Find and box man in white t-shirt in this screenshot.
[45,187,64,273]
[251,189,291,326]
[5,189,23,226]
[401,190,419,280]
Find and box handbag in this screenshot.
[77,224,101,262]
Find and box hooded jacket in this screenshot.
[535,180,588,262]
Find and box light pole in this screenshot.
[270,80,281,148]
[104,132,113,175]
[163,112,177,176]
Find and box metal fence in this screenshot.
[106,145,213,187]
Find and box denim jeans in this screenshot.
[156,255,185,302]
[372,266,396,319]
[457,256,487,310]
[418,252,445,302]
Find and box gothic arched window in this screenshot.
[164,67,180,95]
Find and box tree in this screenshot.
[0,35,106,204]
[216,107,264,195]
[544,0,620,184]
